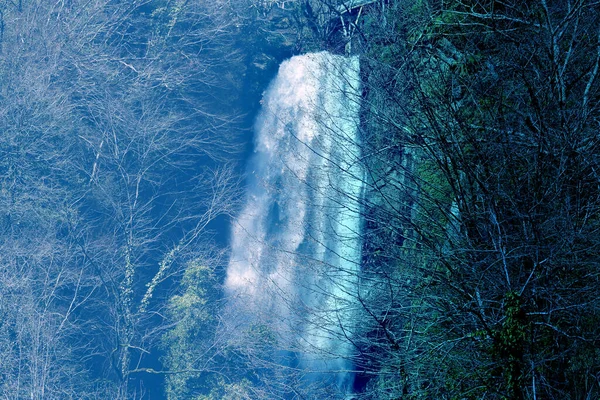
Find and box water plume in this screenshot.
[226,52,363,397]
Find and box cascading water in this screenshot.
[226,52,364,397]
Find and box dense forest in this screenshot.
[1,0,599,399]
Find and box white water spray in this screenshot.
[226,52,363,396]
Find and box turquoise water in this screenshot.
[226,52,364,397]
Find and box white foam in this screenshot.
[226,52,363,396]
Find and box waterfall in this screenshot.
[226,52,363,397]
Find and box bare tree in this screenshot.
[0,0,244,398]
[338,0,600,398]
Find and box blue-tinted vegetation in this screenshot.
[1,1,599,399]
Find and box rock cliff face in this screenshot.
[234,1,303,113]
[242,0,355,70]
